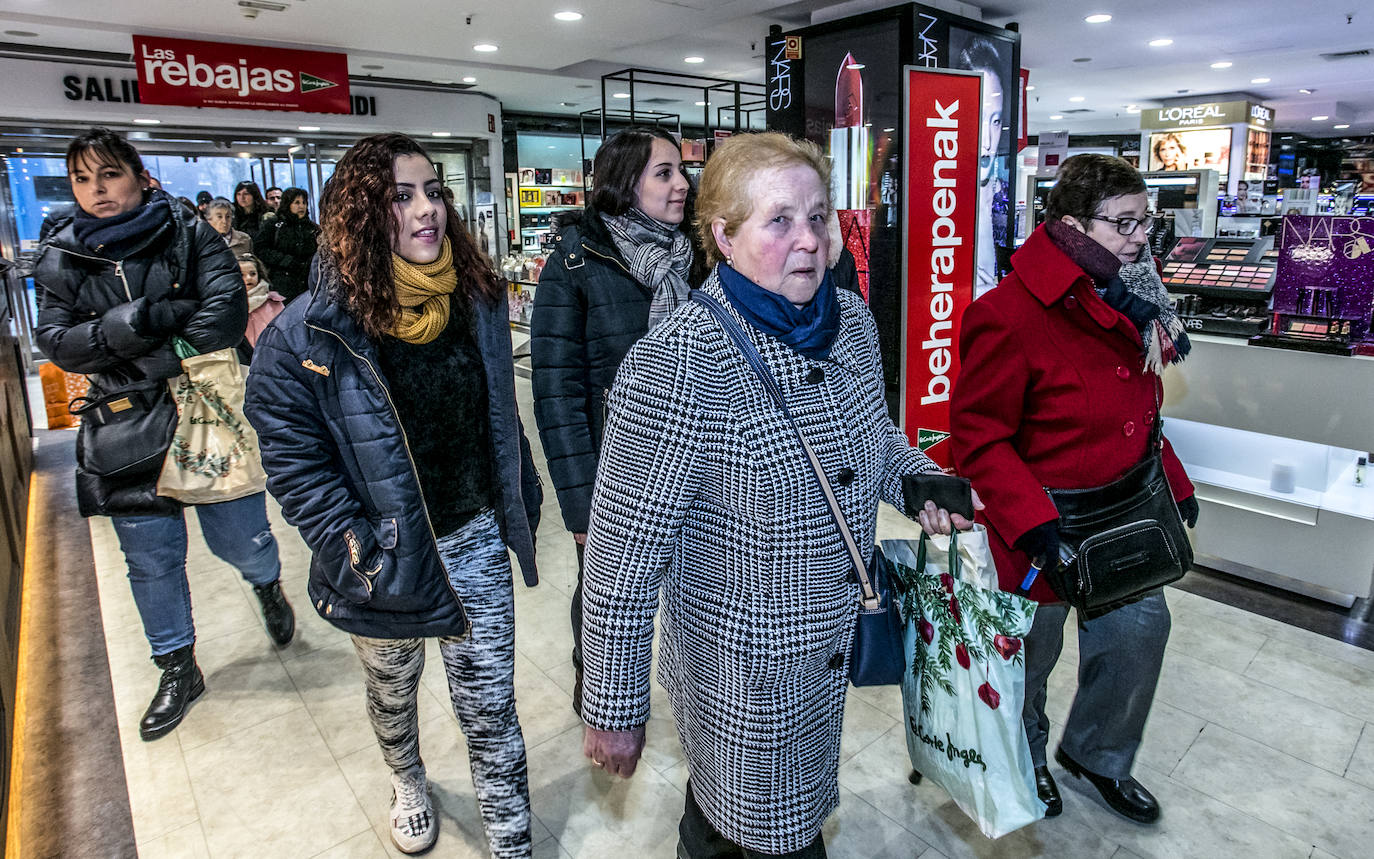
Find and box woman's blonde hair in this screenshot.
[695,132,832,266]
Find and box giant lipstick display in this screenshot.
[831,54,871,298]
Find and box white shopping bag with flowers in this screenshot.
[884,527,1043,838]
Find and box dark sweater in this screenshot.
[376,301,494,538]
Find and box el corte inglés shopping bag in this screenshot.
[884,527,1043,839]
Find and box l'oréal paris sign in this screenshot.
[133,35,351,113]
[1140,100,1272,130]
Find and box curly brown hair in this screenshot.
[318,133,502,338]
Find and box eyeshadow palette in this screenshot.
[1161,236,1278,298]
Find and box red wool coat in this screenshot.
[950,225,1194,603]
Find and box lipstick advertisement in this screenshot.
[902,67,982,466]
[832,54,872,298]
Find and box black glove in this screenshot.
[1015,520,1060,567]
[135,298,197,338]
[1177,495,1199,528]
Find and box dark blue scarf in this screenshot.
[73,195,173,260]
[716,263,840,360]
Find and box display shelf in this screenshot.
[520,206,577,214]
[519,183,583,190]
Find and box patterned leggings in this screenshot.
[351,509,531,858]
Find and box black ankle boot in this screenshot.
[253,580,295,646]
[140,644,205,741]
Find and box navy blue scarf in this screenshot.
[717,262,840,360]
[73,195,173,260]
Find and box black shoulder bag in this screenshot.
[691,291,905,686]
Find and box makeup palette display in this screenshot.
[1251,215,1374,355]
[1161,236,1277,337]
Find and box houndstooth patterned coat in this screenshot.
[580,271,938,853]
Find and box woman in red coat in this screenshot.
[950,154,1197,825]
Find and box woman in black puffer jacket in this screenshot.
[529,126,707,713]
[255,186,319,301]
[34,128,295,746]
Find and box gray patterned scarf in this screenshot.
[601,208,693,328]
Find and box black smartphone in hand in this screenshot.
[902,473,975,521]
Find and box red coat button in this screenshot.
[1116,366,1130,380]
[1065,295,1078,309]
[1123,421,1136,437]
[1145,410,1155,423]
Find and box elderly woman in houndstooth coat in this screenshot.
[578,132,979,859]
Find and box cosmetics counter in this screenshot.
[1162,335,1374,605]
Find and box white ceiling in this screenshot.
[1,0,1371,138]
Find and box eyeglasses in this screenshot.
[1092,213,1155,236]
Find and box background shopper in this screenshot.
[254,186,319,301]
[245,133,542,857]
[578,132,971,858]
[950,153,1198,824]
[204,197,253,257]
[237,252,285,347]
[530,126,707,714]
[231,179,270,237]
[34,127,294,743]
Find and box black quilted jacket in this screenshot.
[255,211,319,301]
[529,208,704,534]
[34,190,249,517]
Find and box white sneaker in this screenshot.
[389,764,438,854]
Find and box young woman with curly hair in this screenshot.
[245,133,542,856]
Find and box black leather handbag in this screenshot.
[70,380,178,480]
[1044,423,1192,615]
[692,291,906,686]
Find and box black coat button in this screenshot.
[828,652,846,670]
[837,467,855,486]
[806,367,825,384]
[845,569,860,584]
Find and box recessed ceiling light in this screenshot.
[361,63,384,70]
[1069,95,1085,102]
[1126,107,1141,114]
[298,125,321,132]
[1299,88,1313,94]
[1148,38,1173,47]
[1210,61,1233,69]
[882,127,895,132]
[1049,114,1064,120]
[238,152,252,158]
[1084,14,1112,24]
[613,92,630,99]
[1251,77,1270,84]
[4,30,38,37]
[694,101,707,106]
[431,131,453,138]
[547,145,556,149]
[1025,85,1036,91]
[553,11,583,21]
[462,76,477,84]
[1311,115,1329,121]
[684,56,705,64]
[1334,124,1350,129]
[132,118,160,125]
[559,101,575,107]
[473,43,498,52]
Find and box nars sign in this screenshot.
[1141,100,1274,130]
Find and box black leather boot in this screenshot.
[253,580,295,646]
[1036,765,1063,817]
[140,644,205,741]
[1055,746,1159,823]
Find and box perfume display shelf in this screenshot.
[1161,334,1374,604]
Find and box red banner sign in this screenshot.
[133,35,351,114]
[902,66,982,466]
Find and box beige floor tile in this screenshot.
[337,716,552,859]
[823,786,933,858]
[849,680,904,722]
[1345,724,1374,791]
[283,638,454,760]
[310,829,390,859]
[136,820,210,859]
[172,626,306,751]
[121,733,200,845]
[513,586,578,672]
[1309,850,1341,859]
[1164,601,1268,674]
[1155,650,1363,775]
[839,690,898,764]
[528,724,684,857]
[1131,701,1207,778]
[514,652,584,750]
[839,725,1120,858]
[184,707,371,857]
[1110,849,1146,859]
[1055,759,1313,859]
[1172,724,1374,859]
[1244,636,1374,722]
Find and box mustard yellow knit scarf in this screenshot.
[390,238,458,344]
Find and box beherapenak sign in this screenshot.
[133,36,350,113]
[901,66,981,467]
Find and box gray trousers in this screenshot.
[1022,589,1171,779]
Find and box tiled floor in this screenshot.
[82,376,1374,859]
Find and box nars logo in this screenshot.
[917,13,940,67]
[769,38,792,111]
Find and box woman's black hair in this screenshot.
[233,180,268,216]
[1044,153,1146,224]
[278,187,310,217]
[589,126,683,216]
[65,127,145,176]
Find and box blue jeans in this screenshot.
[111,492,281,656]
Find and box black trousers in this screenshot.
[571,540,585,669]
[679,782,827,859]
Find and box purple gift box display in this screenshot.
[1273,215,1374,344]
